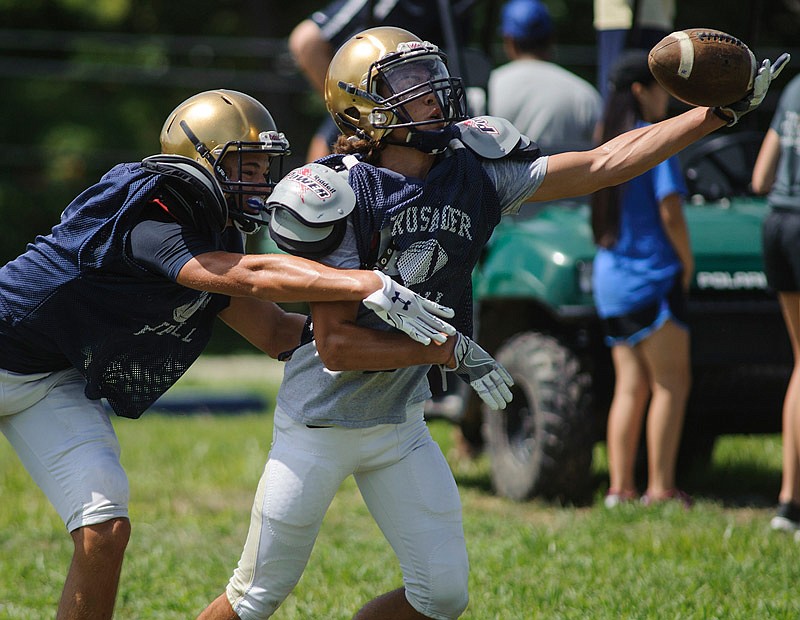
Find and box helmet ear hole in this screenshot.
[344,106,360,122]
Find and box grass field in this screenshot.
[1,355,799,619]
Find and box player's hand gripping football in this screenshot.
[363,271,456,345]
[715,52,791,126]
[448,332,514,411]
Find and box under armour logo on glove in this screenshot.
[446,332,514,411]
[391,291,412,311]
[362,271,456,345]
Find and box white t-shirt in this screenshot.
[488,59,602,151]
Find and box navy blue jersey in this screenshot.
[324,145,502,335]
[0,162,241,418]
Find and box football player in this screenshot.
[0,88,457,620]
[199,29,788,620]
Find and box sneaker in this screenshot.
[604,489,638,508]
[641,488,693,508]
[770,502,800,532]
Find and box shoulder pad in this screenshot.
[454,116,525,159]
[141,154,227,233]
[267,163,355,259]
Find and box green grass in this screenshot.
[0,355,798,619]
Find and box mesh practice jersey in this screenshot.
[0,162,241,418]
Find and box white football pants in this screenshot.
[226,404,470,620]
[0,367,129,532]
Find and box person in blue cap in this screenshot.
[488,0,602,152]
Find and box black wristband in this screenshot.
[712,107,736,126]
[277,315,314,362]
[300,314,314,344]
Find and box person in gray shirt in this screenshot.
[488,0,603,152]
[753,73,800,533]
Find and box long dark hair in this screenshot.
[591,50,654,248]
[333,133,385,164]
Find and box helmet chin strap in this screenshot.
[233,218,261,235]
[228,195,267,235]
[387,124,458,155]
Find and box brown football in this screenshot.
[648,28,756,107]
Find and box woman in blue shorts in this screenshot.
[592,50,694,508]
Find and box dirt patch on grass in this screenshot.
[183,354,285,385]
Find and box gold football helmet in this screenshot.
[324,26,466,152]
[160,89,290,233]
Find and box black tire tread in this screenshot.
[483,332,594,503]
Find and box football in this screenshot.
[647,28,756,107]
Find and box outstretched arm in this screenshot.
[532,52,790,203]
[532,107,726,202]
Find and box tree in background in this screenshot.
[0,0,797,263]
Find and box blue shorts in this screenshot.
[600,274,688,347]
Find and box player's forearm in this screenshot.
[592,107,726,188]
[537,108,726,201]
[238,254,381,302]
[220,307,307,358]
[315,324,455,371]
[179,252,382,302]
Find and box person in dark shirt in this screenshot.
[752,74,800,532]
[0,88,458,620]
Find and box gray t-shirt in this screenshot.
[275,154,549,428]
[768,73,800,210]
[488,59,602,152]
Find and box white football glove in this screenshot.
[714,52,791,126]
[447,332,514,411]
[362,271,456,345]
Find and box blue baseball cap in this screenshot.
[501,0,554,41]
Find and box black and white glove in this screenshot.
[447,332,514,411]
[362,271,456,345]
[714,53,791,126]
